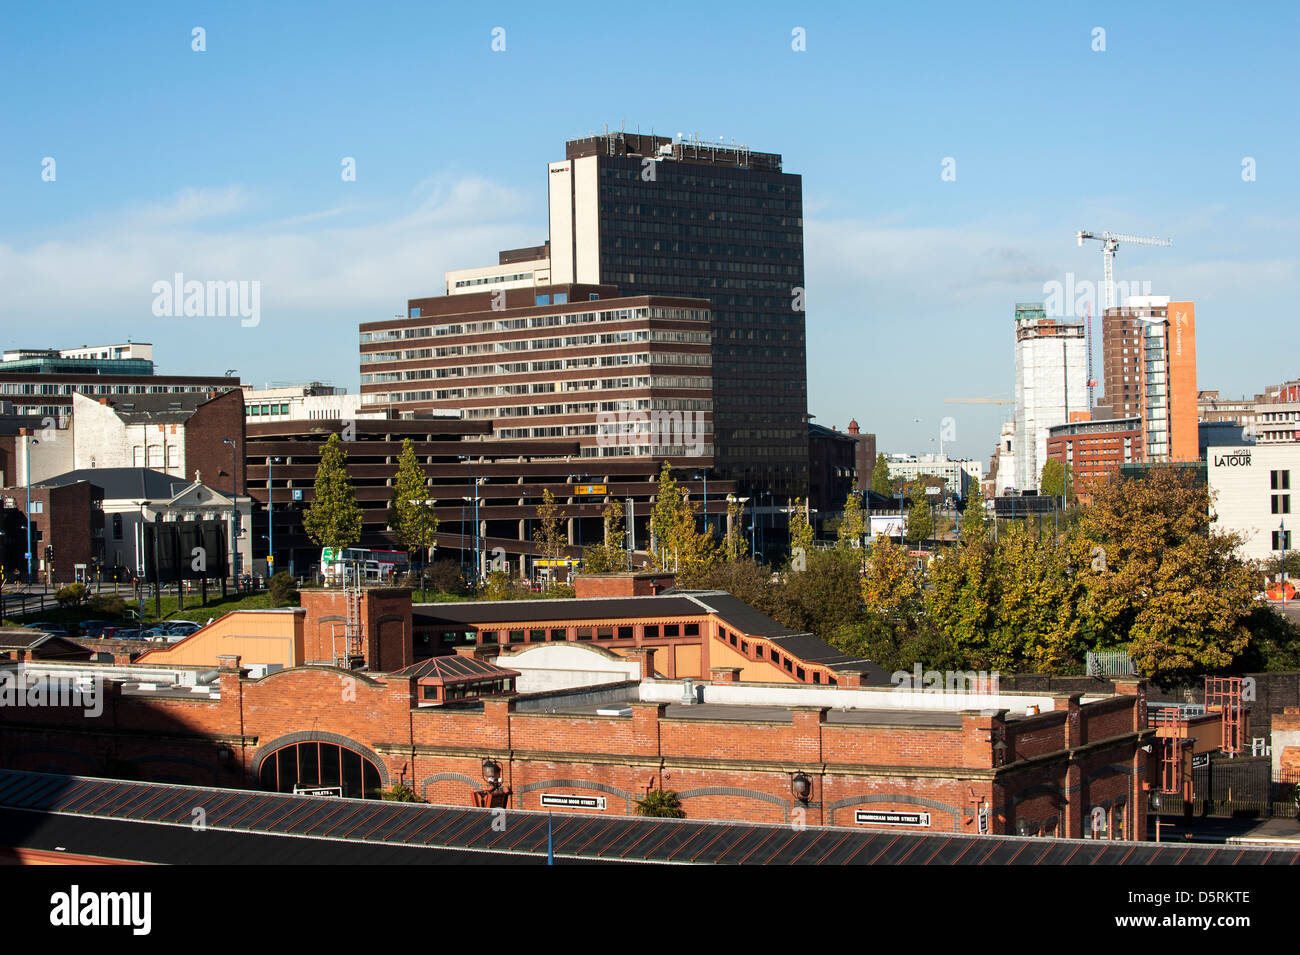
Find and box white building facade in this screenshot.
[1208,443,1298,565]
[1013,304,1087,492]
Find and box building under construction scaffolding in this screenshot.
[1013,303,1087,492]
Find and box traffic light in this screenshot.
[45,544,53,563]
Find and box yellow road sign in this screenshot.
[575,484,607,495]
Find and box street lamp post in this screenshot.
[1280,519,1290,611]
[267,456,282,578]
[567,472,589,551]
[223,438,240,589]
[23,433,38,584]
[694,471,709,538]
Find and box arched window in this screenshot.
[258,740,383,799]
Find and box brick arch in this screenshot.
[516,778,636,813]
[825,792,967,831]
[251,730,390,788]
[675,786,791,810]
[376,614,405,626]
[418,771,480,800]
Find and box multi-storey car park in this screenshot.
[243,417,735,580]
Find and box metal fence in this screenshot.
[1086,649,1137,677]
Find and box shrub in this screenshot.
[634,788,685,818]
[268,571,299,607]
[87,594,127,617]
[380,783,421,802]
[54,583,89,608]
[424,559,467,595]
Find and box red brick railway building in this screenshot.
[0,581,1153,841]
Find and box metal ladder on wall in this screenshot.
[332,561,365,669]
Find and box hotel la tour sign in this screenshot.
[1212,450,1252,469]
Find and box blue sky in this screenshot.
[2,0,1296,463]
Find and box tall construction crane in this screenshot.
[1075,229,1173,410]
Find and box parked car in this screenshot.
[164,621,202,636]
[79,620,113,639]
[22,623,68,636]
[114,630,144,641]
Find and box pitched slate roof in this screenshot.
[413,590,889,682]
[0,629,94,660]
[39,468,191,501]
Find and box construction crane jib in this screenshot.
[1075,230,1173,311]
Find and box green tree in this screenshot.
[861,535,922,618]
[388,438,440,564]
[697,558,778,617]
[778,547,864,636]
[925,541,998,664]
[1040,459,1073,501]
[961,479,990,545]
[650,462,718,583]
[837,483,868,569]
[903,483,934,544]
[787,498,814,569]
[871,453,893,496]
[1081,465,1257,681]
[581,499,627,574]
[532,488,564,562]
[302,433,363,553]
[724,496,750,562]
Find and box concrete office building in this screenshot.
[445,242,552,296]
[1253,380,1300,445]
[545,132,808,499]
[0,342,234,422]
[1012,304,1087,492]
[885,453,982,498]
[1099,296,1198,462]
[1208,443,1299,565]
[991,421,1017,497]
[242,382,389,424]
[361,284,714,463]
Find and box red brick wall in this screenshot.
[0,662,1146,840]
[186,390,245,497]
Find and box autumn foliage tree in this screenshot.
[649,462,718,584]
[1080,465,1257,681]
